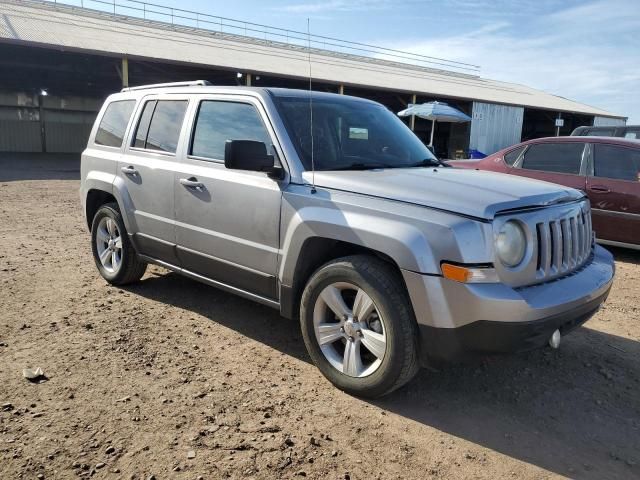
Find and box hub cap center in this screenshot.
[343,320,359,338]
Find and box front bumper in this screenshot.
[402,245,615,363]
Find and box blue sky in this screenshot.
[130,0,639,122]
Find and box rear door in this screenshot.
[587,143,640,246]
[513,141,588,192]
[118,96,190,264]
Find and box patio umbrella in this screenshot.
[398,101,472,147]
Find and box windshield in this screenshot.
[274,95,438,171]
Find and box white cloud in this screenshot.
[384,0,640,121]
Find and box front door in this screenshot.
[174,96,284,300]
[119,97,190,264]
[587,142,640,246]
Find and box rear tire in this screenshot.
[90,202,147,285]
[300,255,419,398]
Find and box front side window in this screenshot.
[191,101,272,160]
[521,143,584,174]
[95,100,136,147]
[503,146,525,166]
[593,144,640,182]
[133,100,188,153]
[274,96,437,171]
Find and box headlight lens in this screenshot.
[496,220,526,267]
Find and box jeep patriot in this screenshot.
[80,81,615,397]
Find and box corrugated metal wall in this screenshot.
[44,110,95,153]
[469,102,524,156]
[593,116,627,127]
[0,92,99,153]
[0,92,42,152]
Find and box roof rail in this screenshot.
[121,80,212,92]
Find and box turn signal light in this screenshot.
[441,263,499,284]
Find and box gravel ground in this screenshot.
[0,171,639,479]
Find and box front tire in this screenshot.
[300,255,419,398]
[90,202,147,285]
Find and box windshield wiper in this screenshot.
[407,158,450,168]
[330,162,393,171]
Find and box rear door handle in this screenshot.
[589,185,610,193]
[121,165,138,176]
[179,177,205,191]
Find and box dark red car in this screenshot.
[448,137,640,249]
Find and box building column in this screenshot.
[122,57,129,88]
[38,93,47,153]
[246,73,252,87]
[410,94,417,131]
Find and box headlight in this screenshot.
[496,220,526,267]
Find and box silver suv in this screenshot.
[80,81,615,397]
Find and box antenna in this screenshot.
[307,18,316,194]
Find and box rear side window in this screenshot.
[133,100,188,154]
[521,143,584,174]
[503,146,524,166]
[593,144,640,182]
[623,130,639,140]
[191,101,272,160]
[585,128,615,137]
[94,100,135,147]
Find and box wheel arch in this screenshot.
[83,172,137,233]
[279,236,412,320]
[85,189,117,230]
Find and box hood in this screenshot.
[302,167,583,219]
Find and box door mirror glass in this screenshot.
[224,140,277,174]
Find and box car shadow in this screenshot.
[126,269,639,480]
[0,153,80,181]
[606,245,640,265]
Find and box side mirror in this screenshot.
[224,140,282,178]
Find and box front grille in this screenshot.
[534,205,593,281]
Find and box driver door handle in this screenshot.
[121,165,138,175]
[589,185,610,193]
[179,177,205,190]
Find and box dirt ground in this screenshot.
[1,163,639,479]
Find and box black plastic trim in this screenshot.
[418,288,610,365]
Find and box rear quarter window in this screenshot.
[503,146,525,166]
[94,100,136,148]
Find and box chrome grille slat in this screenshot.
[570,216,579,268]
[551,220,562,273]
[537,222,552,275]
[561,219,570,271]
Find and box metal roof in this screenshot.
[0,0,625,119]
